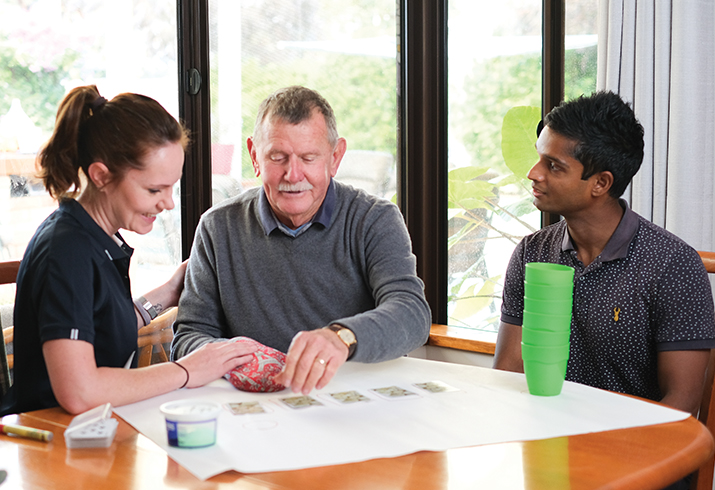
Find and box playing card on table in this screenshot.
[226,401,269,415]
[413,380,459,393]
[326,390,371,404]
[279,395,323,409]
[370,386,418,399]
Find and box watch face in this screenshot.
[337,328,356,345]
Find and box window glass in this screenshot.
[208,0,398,203]
[447,0,598,333]
[447,0,543,332]
[0,0,180,307]
[565,0,598,100]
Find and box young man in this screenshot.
[493,91,715,417]
[172,86,431,395]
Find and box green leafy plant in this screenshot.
[447,105,542,329]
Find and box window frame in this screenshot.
[177,0,213,257]
[176,0,567,330]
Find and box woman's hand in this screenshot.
[44,337,258,414]
[176,340,258,388]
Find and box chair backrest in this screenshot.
[699,251,715,275]
[0,261,20,285]
[0,260,20,398]
[137,307,177,367]
[692,251,715,490]
[334,150,395,198]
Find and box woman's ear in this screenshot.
[86,162,112,190]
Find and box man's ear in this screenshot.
[247,137,261,177]
[86,162,112,190]
[329,137,347,178]
[591,171,614,197]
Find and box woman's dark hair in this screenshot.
[543,91,645,198]
[38,85,189,199]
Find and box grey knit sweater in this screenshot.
[172,180,431,363]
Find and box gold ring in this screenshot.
[316,358,326,365]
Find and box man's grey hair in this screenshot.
[252,86,339,147]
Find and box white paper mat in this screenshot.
[114,357,689,480]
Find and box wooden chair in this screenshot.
[692,251,715,490]
[0,261,20,285]
[0,260,20,397]
[136,307,177,367]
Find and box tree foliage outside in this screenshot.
[0,0,177,140]
[0,47,76,135]
[0,0,82,136]
[237,54,396,179]
[223,0,397,180]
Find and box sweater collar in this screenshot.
[258,179,335,236]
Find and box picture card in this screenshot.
[226,401,271,415]
[325,390,371,405]
[279,395,323,409]
[413,380,459,393]
[370,385,418,400]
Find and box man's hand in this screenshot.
[275,329,349,394]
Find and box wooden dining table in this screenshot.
[1,402,712,490]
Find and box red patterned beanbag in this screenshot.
[224,337,287,392]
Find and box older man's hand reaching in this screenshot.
[275,328,350,394]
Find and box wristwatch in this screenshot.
[325,324,357,358]
[134,295,158,326]
[138,296,158,320]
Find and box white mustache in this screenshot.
[278,182,313,192]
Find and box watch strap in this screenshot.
[134,296,158,326]
[326,324,357,358]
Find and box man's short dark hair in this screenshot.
[542,91,645,198]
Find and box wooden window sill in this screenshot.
[428,324,496,355]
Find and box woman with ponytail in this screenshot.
[1,86,256,415]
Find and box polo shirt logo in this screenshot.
[613,307,621,322]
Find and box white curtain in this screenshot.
[597,0,715,251]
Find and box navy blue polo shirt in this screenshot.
[1,199,138,415]
[501,200,715,401]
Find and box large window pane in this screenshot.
[447,0,542,332]
[208,0,398,203]
[0,0,180,305]
[447,0,598,333]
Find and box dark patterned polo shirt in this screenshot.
[501,200,715,401]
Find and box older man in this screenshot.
[172,86,431,394]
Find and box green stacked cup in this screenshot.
[522,262,575,396]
